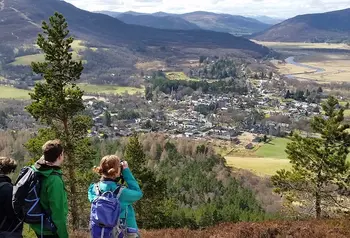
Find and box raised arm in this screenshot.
[119,163,143,205]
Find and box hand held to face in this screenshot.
[121,161,129,170]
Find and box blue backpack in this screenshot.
[90,183,125,238]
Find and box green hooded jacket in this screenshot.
[29,159,68,238]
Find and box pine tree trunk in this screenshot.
[315,171,322,219]
[68,158,79,229]
[63,119,79,230]
[315,191,321,219]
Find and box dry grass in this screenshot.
[135,60,166,71]
[295,60,350,82]
[138,219,350,238]
[272,53,350,83]
[254,41,350,50]
[274,62,316,75]
[68,219,350,238]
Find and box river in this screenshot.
[284,56,325,79]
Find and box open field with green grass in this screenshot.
[165,72,199,81]
[255,137,290,160]
[225,156,292,176]
[0,86,30,99]
[10,40,88,66]
[225,136,350,176]
[11,52,80,66]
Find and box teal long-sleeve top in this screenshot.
[88,168,143,229]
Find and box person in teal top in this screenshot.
[88,155,143,237]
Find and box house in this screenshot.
[245,143,254,150]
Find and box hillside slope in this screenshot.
[71,219,350,238]
[116,13,200,30]
[253,8,350,42]
[181,11,271,36]
[252,16,285,25]
[0,0,270,56]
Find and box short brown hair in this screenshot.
[94,155,121,178]
[0,157,17,174]
[42,139,63,163]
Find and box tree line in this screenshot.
[147,72,248,96]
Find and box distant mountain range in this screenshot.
[251,16,285,25]
[117,13,201,30]
[253,8,350,42]
[97,10,272,36]
[0,0,270,56]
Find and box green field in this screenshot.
[0,86,31,99]
[11,52,80,66]
[225,156,292,176]
[255,137,290,160]
[227,136,350,176]
[10,40,87,66]
[79,84,144,95]
[166,72,199,81]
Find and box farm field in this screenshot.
[225,156,292,176]
[225,137,291,176]
[225,136,350,176]
[10,40,89,66]
[255,137,289,160]
[78,84,144,95]
[0,84,143,99]
[0,86,31,99]
[11,52,80,66]
[165,72,199,81]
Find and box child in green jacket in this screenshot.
[30,140,68,238]
[88,155,143,238]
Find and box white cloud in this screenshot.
[64,0,350,18]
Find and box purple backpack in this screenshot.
[90,183,125,238]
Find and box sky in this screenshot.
[65,0,350,18]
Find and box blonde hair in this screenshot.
[0,157,17,175]
[94,155,121,178]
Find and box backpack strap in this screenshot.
[113,185,124,199]
[95,183,103,196]
[0,216,7,231]
[0,182,10,230]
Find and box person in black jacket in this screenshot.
[0,157,23,238]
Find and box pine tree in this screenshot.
[271,96,350,218]
[124,134,167,228]
[103,110,112,127]
[145,86,153,101]
[25,12,95,229]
